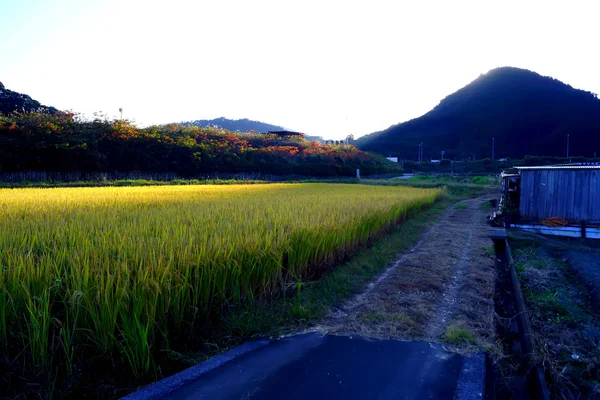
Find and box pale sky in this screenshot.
[1,0,599,139]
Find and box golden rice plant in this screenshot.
[0,183,441,381]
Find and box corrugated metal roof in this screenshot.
[516,165,600,171]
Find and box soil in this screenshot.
[319,193,498,349]
[564,250,600,305]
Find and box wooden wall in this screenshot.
[519,169,600,223]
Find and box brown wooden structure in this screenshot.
[517,165,600,223]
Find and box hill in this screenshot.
[0,112,398,177]
[181,117,325,143]
[181,117,285,133]
[356,67,600,160]
[0,81,57,115]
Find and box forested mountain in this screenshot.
[180,117,328,142]
[0,81,57,115]
[181,117,284,133]
[356,67,600,160]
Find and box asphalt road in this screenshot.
[128,333,485,400]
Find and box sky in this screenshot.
[1,0,599,140]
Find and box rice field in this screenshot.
[0,183,442,382]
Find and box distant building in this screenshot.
[386,157,398,163]
[430,159,441,163]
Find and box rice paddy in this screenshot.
[0,183,441,382]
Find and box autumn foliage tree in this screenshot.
[0,112,400,177]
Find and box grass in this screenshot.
[361,312,416,326]
[407,174,500,185]
[455,203,468,209]
[444,326,476,345]
[359,179,487,199]
[479,201,492,212]
[0,183,442,394]
[528,290,583,324]
[509,236,600,398]
[0,178,272,188]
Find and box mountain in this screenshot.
[181,117,285,133]
[356,67,600,160]
[0,81,57,115]
[181,117,326,143]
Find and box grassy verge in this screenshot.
[0,178,269,188]
[0,174,497,197]
[163,195,458,371]
[406,174,500,185]
[0,176,397,189]
[359,179,488,199]
[365,174,499,199]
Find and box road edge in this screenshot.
[121,339,270,400]
[454,353,486,400]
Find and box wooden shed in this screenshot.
[517,165,600,223]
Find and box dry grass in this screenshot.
[322,194,497,349]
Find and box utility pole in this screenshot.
[421,142,424,162]
[566,134,570,158]
[492,137,495,160]
[441,150,445,160]
[417,143,421,162]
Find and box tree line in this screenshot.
[0,111,400,177]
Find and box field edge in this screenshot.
[148,195,461,392]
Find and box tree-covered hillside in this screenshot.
[181,117,284,133]
[0,81,57,115]
[0,82,397,177]
[0,112,397,176]
[357,67,600,160]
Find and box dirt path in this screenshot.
[320,193,497,349]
